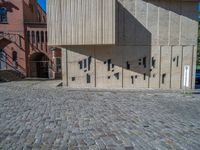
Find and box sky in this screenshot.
[38,0,46,12]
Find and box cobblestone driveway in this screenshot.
[0,80,200,150]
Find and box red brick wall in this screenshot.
[0,0,56,77]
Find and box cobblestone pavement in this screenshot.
[0,80,200,150]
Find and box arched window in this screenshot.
[41,31,44,43]
[12,51,17,62]
[32,31,35,43]
[36,31,40,43]
[0,7,7,23]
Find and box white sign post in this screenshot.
[183,65,190,94]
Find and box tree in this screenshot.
[197,20,200,69]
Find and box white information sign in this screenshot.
[183,65,190,88]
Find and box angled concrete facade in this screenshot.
[47,0,199,89]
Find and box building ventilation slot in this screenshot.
[114,73,119,80]
[162,73,166,84]
[126,61,130,70]
[72,77,75,81]
[86,74,91,83]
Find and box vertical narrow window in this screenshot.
[107,59,111,71]
[79,61,83,69]
[112,64,115,68]
[176,56,179,67]
[36,31,40,43]
[143,73,146,80]
[131,76,134,84]
[45,31,47,42]
[12,51,17,62]
[152,57,156,68]
[162,73,166,84]
[88,56,91,71]
[0,7,7,23]
[126,61,130,70]
[27,31,30,44]
[143,57,146,68]
[84,59,87,69]
[32,31,35,43]
[41,31,44,43]
[86,74,91,83]
[56,58,61,72]
[12,51,17,68]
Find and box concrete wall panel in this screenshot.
[182,46,193,89]
[159,2,170,45]
[67,46,95,88]
[95,46,122,88]
[160,46,171,89]
[149,46,160,89]
[171,46,182,89]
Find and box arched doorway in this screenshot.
[29,53,49,78]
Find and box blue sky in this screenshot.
[38,0,46,12]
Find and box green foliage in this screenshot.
[197,21,200,69]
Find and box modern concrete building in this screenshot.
[47,0,199,89]
[0,0,61,79]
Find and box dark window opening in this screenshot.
[144,73,146,80]
[108,59,111,71]
[27,31,30,44]
[72,77,75,81]
[143,57,146,68]
[0,7,7,23]
[131,76,134,84]
[31,31,35,43]
[56,58,61,72]
[138,59,142,66]
[79,61,83,69]
[36,31,40,43]
[135,75,138,79]
[176,56,179,67]
[162,73,166,84]
[41,31,44,43]
[86,74,91,83]
[88,56,91,71]
[84,59,87,68]
[114,73,119,80]
[173,57,176,62]
[153,74,156,78]
[152,57,156,68]
[126,61,130,70]
[108,76,111,79]
[112,64,115,68]
[12,51,17,62]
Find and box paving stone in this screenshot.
[0,80,200,149]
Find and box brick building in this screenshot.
[0,0,61,79]
[48,0,199,89]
